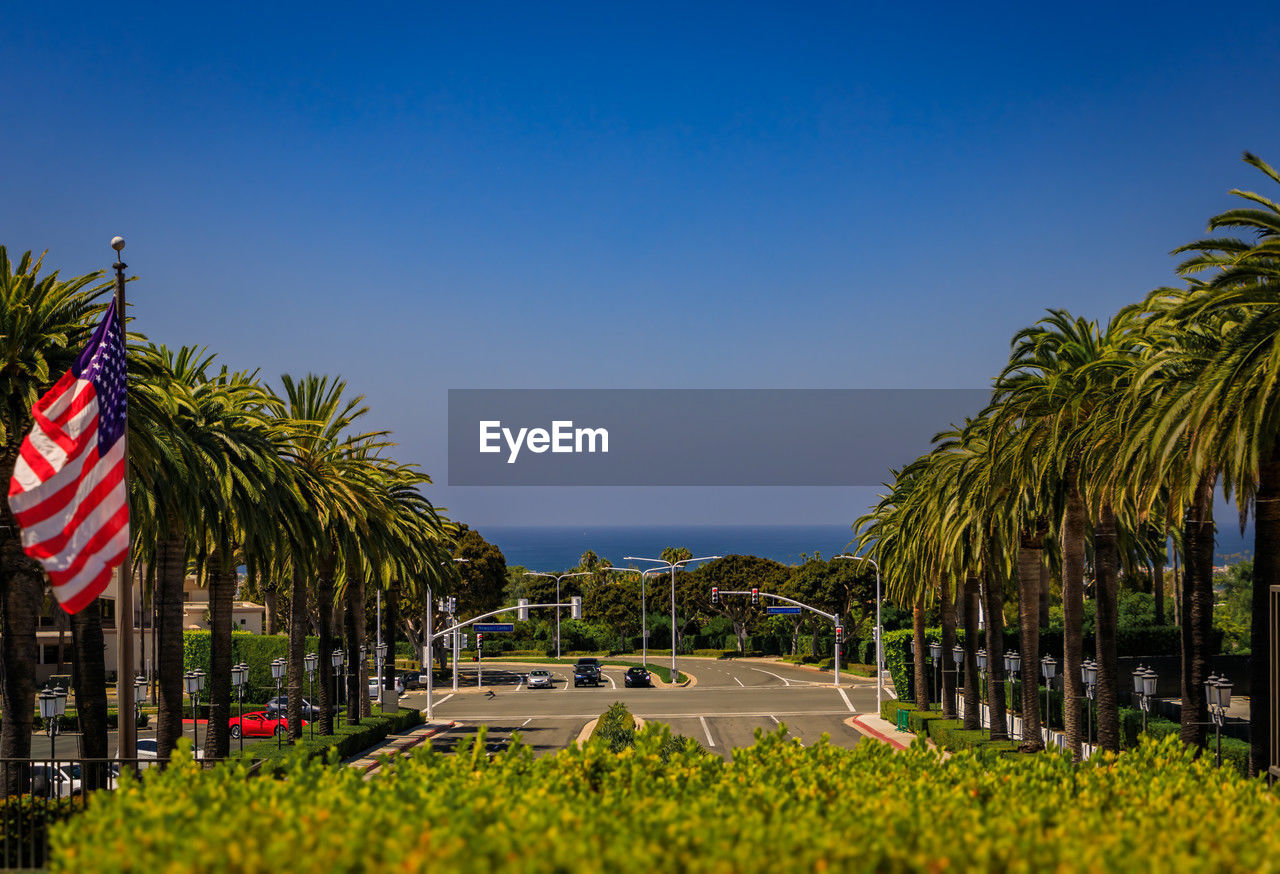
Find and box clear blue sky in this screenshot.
[4,2,1278,526]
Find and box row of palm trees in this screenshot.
[0,248,456,788]
[855,152,1280,775]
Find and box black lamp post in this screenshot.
[134,674,147,732]
[952,644,964,716]
[1082,659,1098,752]
[331,649,344,716]
[38,686,68,763]
[1005,651,1020,740]
[1040,655,1057,734]
[1206,674,1233,767]
[184,670,205,753]
[929,641,942,707]
[270,658,286,749]
[304,652,318,739]
[374,643,388,710]
[1132,665,1158,734]
[976,648,988,713]
[232,663,248,753]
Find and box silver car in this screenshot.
[527,669,554,689]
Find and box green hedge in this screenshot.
[231,707,423,768]
[49,733,1280,872]
[1117,707,1249,777]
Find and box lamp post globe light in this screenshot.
[1081,659,1099,752]
[38,686,68,762]
[231,664,248,753]
[270,658,287,749]
[184,670,206,751]
[976,648,987,712]
[929,641,942,706]
[374,643,387,711]
[304,652,319,738]
[1206,674,1233,767]
[134,673,148,732]
[1133,665,1159,733]
[1004,651,1020,739]
[331,649,344,713]
[1040,655,1057,735]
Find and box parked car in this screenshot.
[573,658,602,687]
[367,675,406,699]
[31,763,80,798]
[527,669,554,689]
[624,666,651,688]
[229,710,304,739]
[265,696,327,720]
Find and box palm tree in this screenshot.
[0,249,110,786]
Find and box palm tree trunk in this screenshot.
[203,551,234,758]
[0,501,44,789]
[1173,547,1181,628]
[263,583,279,636]
[70,601,110,787]
[1018,526,1044,751]
[344,571,362,726]
[1094,502,1120,753]
[962,576,981,730]
[1062,472,1087,760]
[1250,450,1280,777]
[1153,543,1166,626]
[1038,559,1051,629]
[385,579,399,705]
[316,549,336,735]
[913,598,929,710]
[1181,469,1216,749]
[286,566,306,742]
[983,563,1008,742]
[154,521,186,760]
[940,576,957,719]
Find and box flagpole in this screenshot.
[111,236,137,763]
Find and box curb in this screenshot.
[847,715,910,751]
[359,721,455,776]
[576,713,647,746]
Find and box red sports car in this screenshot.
[229,710,304,739]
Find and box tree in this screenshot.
[694,555,788,652]
[0,248,110,786]
[451,527,507,618]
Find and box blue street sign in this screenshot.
[474,623,515,633]
[766,606,802,615]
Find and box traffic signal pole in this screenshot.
[712,589,843,687]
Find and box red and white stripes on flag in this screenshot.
[8,300,129,614]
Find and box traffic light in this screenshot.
[710,587,719,605]
[835,625,844,644]
[750,587,760,606]
[476,632,484,653]
[571,596,583,620]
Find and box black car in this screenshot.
[265,696,329,720]
[624,666,651,688]
[573,658,602,687]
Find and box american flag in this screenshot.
[8,300,129,614]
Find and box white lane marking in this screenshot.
[557,673,571,692]
[837,687,856,713]
[751,668,792,686]
[434,693,455,707]
[516,678,526,691]
[606,673,617,690]
[769,715,780,725]
[521,717,532,727]
[734,677,745,687]
[699,716,716,747]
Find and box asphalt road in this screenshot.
[407,657,878,760]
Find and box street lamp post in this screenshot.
[270,658,286,749]
[134,674,148,734]
[1082,659,1098,754]
[623,556,722,681]
[304,652,318,739]
[331,649,344,717]
[231,664,247,753]
[1041,655,1057,737]
[929,642,942,707]
[602,567,664,667]
[952,645,964,717]
[1133,665,1158,734]
[526,571,593,660]
[374,643,387,711]
[1004,651,1021,740]
[1206,674,1233,767]
[834,555,882,712]
[184,670,205,753]
[38,686,67,763]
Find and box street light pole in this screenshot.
[602,567,664,668]
[835,555,882,712]
[526,572,592,660]
[623,556,721,681]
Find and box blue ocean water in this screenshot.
[481,522,1254,571]
[480,525,858,571]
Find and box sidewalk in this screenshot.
[847,714,916,750]
[345,720,456,777]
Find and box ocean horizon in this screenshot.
[479,524,859,571]
[478,522,1255,572]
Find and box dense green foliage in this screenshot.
[231,707,422,767]
[50,732,1280,873]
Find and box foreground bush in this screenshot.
[51,732,1280,873]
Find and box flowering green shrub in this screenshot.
[50,732,1280,873]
